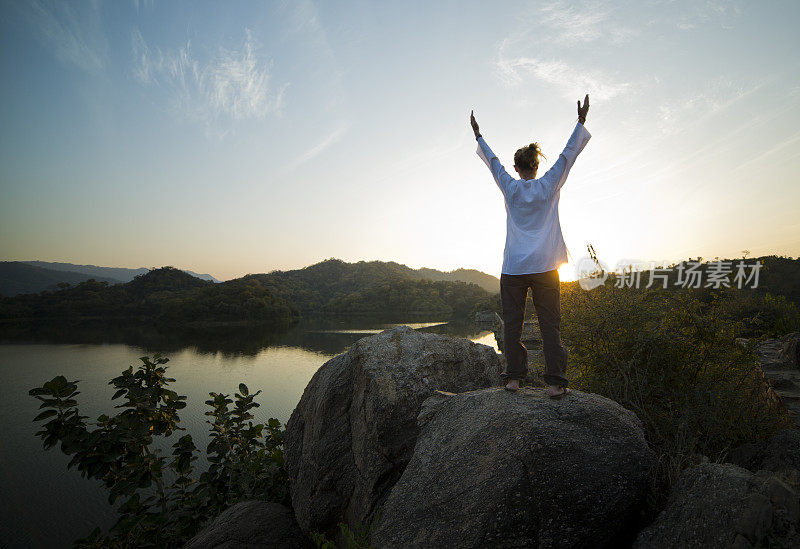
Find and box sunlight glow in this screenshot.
[558,263,577,282]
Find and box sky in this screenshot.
[1,0,799,281]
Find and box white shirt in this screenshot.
[476,122,591,275]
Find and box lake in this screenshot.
[0,317,498,548]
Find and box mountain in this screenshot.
[0,267,297,326]
[0,262,122,297]
[0,260,493,323]
[21,261,220,284]
[415,267,499,294]
[248,258,497,314]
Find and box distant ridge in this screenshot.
[258,258,499,298]
[0,258,499,299]
[0,262,122,297]
[236,258,498,316]
[0,261,220,297]
[415,267,499,294]
[0,261,493,323]
[21,261,220,283]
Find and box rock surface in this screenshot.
[475,310,501,325]
[494,314,542,353]
[371,387,655,549]
[184,500,309,549]
[284,325,503,537]
[634,463,800,549]
[727,429,800,475]
[757,333,800,427]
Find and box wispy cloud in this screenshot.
[132,0,155,12]
[657,78,758,135]
[269,0,350,173]
[538,1,607,43]
[676,0,745,30]
[535,0,639,45]
[733,129,800,172]
[132,28,287,126]
[495,39,631,101]
[278,123,351,175]
[19,0,108,73]
[276,0,346,114]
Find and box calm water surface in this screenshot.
[0,318,497,548]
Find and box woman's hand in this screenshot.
[470,110,481,139]
[577,94,589,124]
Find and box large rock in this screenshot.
[759,333,800,370]
[371,387,655,548]
[727,429,800,475]
[184,501,309,549]
[779,332,800,368]
[284,325,503,537]
[634,463,800,549]
[757,336,800,428]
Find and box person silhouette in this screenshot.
[471,95,591,397]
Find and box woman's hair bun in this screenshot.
[514,142,546,171]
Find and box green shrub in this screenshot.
[30,354,289,547]
[561,283,792,509]
[712,288,800,338]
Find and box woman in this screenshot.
[471,95,591,397]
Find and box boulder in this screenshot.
[727,429,800,475]
[284,325,503,537]
[184,501,309,549]
[475,310,499,324]
[759,335,799,370]
[634,463,800,549]
[757,338,800,428]
[371,387,655,548]
[779,332,800,369]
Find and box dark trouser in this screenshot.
[500,269,569,387]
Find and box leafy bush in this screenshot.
[712,288,800,338]
[561,282,793,509]
[29,354,289,548]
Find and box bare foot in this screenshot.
[547,385,571,398]
[504,378,520,392]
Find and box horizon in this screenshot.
[5,255,516,283]
[8,252,798,285]
[2,1,799,281]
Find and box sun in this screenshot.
[558,263,577,282]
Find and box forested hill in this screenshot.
[0,262,122,297]
[0,267,298,326]
[0,260,494,324]
[246,258,495,315]
[255,258,499,295]
[244,259,489,317]
[416,267,500,294]
[0,260,220,297]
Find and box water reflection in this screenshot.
[0,316,495,356]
